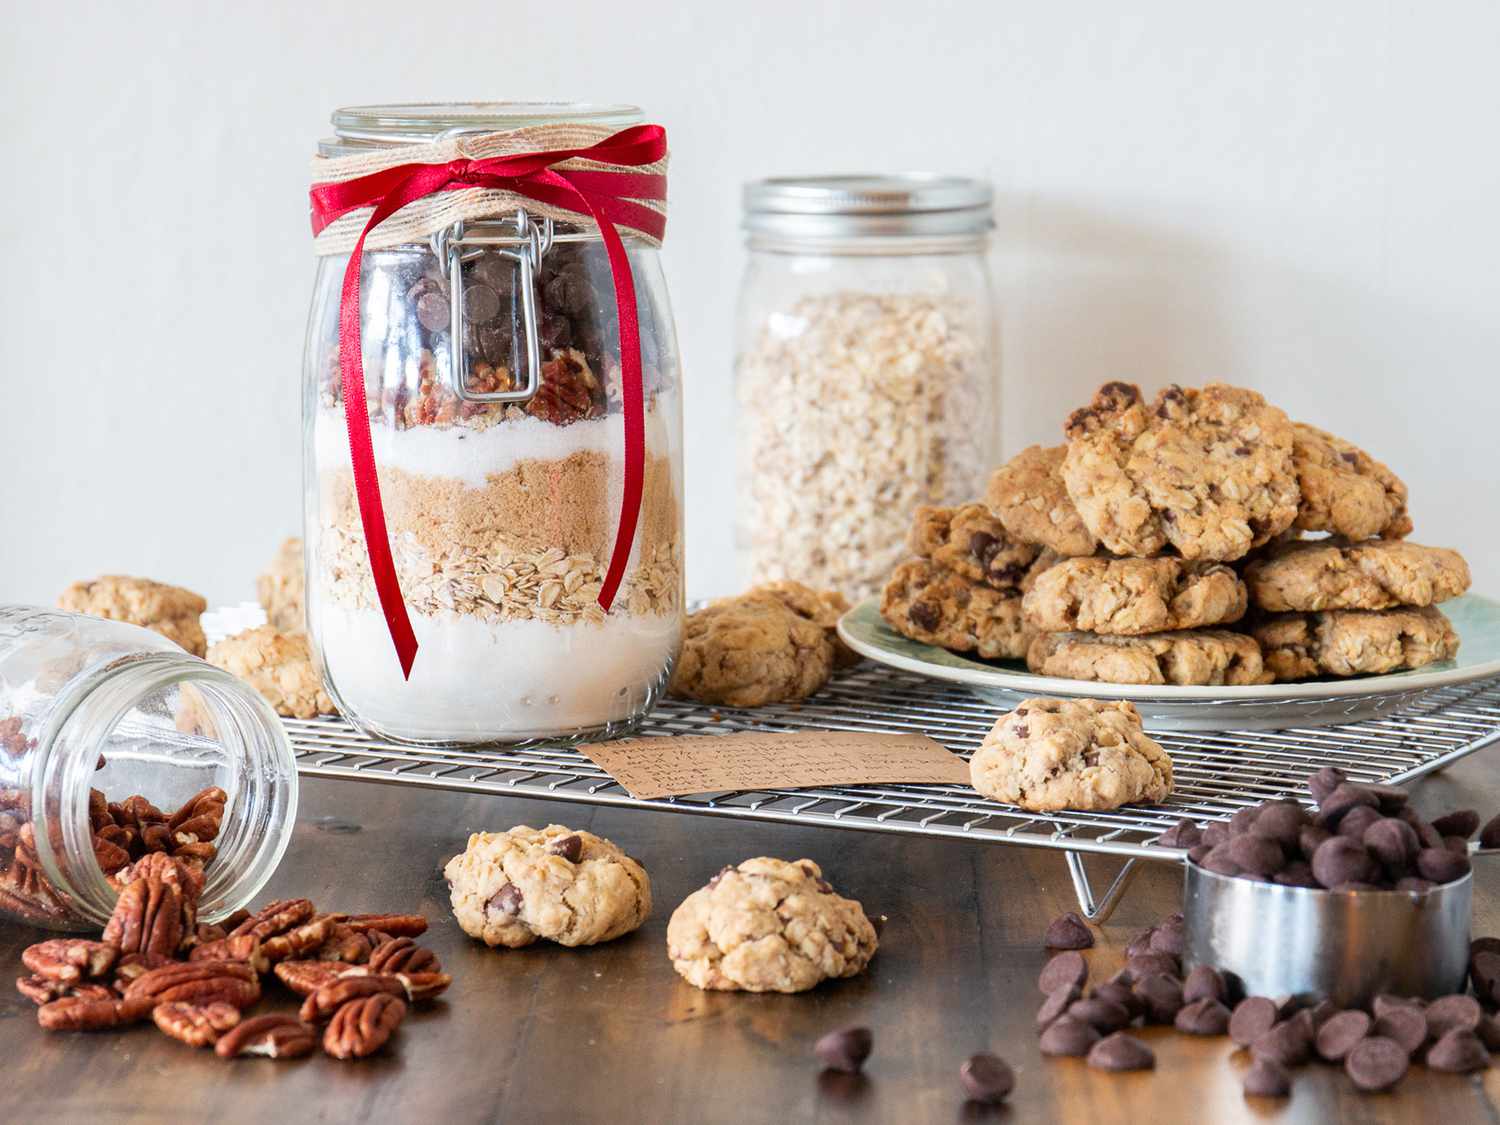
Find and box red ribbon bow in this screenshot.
[308,125,669,678]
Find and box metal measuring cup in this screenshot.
[1182,848,1497,1007]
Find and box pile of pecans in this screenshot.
[14,848,450,1062]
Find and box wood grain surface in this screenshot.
[5,752,1500,1123]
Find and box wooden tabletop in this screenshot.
[6,752,1500,1123]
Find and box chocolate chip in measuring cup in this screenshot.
[1311,836,1378,888]
[1335,805,1383,841]
[1248,801,1306,846]
[1416,847,1470,884]
[1227,834,1285,877]
[1308,766,1347,805]
[1362,817,1419,869]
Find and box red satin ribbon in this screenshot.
[308,125,669,678]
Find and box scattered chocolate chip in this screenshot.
[1228,834,1285,876]
[1181,965,1226,1006]
[1124,928,1157,960]
[1038,951,1088,995]
[1372,994,1425,1020]
[1416,846,1470,883]
[1372,1006,1427,1054]
[1345,1036,1410,1092]
[1481,814,1500,850]
[1044,912,1094,950]
[1241,1056,1292,1098]
[1036,984,1080,1029]
[1432,810,1480,839]
[1314,1010,1371,1061]
[1311,837,1377,888]
[1252,1017,1314,1066]
[1148,924,1185,958]
[1039,1015,1100,1057]
[1174,997,1231,1035]
[1426,1028,1490,1073]
[1068,997,1131,1034]
[958,1053,1014,1104]
[1090,981,1141,1019]
[1086,1031,1154,1071]
[814,1026,872,1073]
[549,834,583,862]
[1426,994,1482,1039]
[1126,952,1180,980]
[1476,1015,1500,1051]
[1305,1000,1337,1029]
[1156,818,1202,848]
[1132,973,1184,1025]
[1230,997,1281,1047]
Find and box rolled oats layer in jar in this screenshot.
[304,104,683,745]
[735,176,997,602]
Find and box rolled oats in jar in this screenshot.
[735,175,997,601]
[305,103,683,745]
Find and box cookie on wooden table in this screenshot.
[207,625,335,719]
[1026,629,1272,686]
[1243,539,1470,613]
[58,575,208,657]
[1251,607,1459,680]
[1022,556,1247,636]
[880,559,1029,660]
[1060,382,1300,561]
[445,825,651,949]
[666,858,876,993]
[985,444,1098,558]
[970,698,1173,811]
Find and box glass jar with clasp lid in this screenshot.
[304,102,684,746]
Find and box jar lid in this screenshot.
[742,174,993,240]
[321,101,643,155]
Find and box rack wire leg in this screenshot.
[1064,853,1141,924]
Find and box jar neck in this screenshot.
[32,653,297,927]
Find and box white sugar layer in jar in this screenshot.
[316,605,679,742]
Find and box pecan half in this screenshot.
[21,939,117,983]
[367,936,440,975]
[339,912,427,938]
[17,977,115,1006]
[125,960,261,1010]
[314,924,374,964]
[167,786,226,836]
[214,1013,316,1060]
[229,898,314,941]
[299,974,406,1023]
[261,914,336,964]
[341,966,452,1003]
[104,853,200,957]
[37,993,153,1032]
[153,1000,241,1047]
[323,993,406,1060]
[273,959,346,997]
[189,934,268,974]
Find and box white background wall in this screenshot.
[3,0,1497,608]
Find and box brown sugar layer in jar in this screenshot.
[317,449,681,626]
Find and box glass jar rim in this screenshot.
[322,101,643,154]
[743,174,994,242]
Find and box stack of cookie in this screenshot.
[882,381,1471,686]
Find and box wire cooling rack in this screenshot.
[282,662,1500,922]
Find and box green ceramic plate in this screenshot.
[837,594,1500,731]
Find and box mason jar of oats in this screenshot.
[735,175,997,602]
[304,103,684,745]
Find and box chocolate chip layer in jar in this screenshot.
[304,104,684,745]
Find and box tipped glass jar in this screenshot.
[304,103,684,746]
[0,606,297,931]
[735,175,998,602]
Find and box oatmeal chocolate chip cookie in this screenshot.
[880,559,1029,660]
[1061,382,1300,561]
[256,538,306,633]
[1243,539,1470,612]
[1022,557,1247,636]
[669,594,834,707]
[746,580,859,668]
[970,699,1173,811]
[1251,607,1459,680]
[1291,424,1411,542]
[907,504,1042,590]
[985,445,1098,557]
[445,825,651,949]
[206,626,335,719]
[666,857,876,993]
[58,575,208,657]
[1027,630,1272,686]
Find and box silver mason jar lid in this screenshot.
[742,174,994,240]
